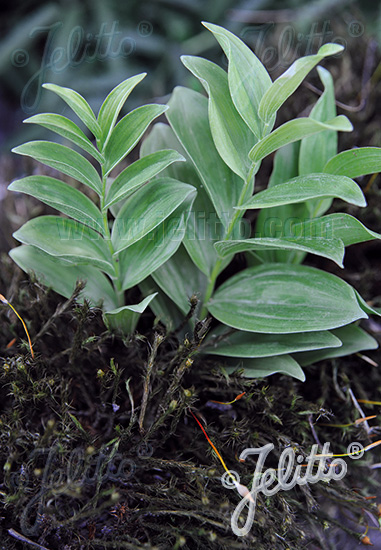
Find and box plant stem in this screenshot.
[200,163,257,318]
[101,170,124,308]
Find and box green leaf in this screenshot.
[202,22,273,139]
[103,104,168,176]
[97,73,146,149]
[139,277,186,332]
[10,245,118,311]
[24,113,104,164]
[8,176,105,236]
[203,327,341,357]
[152,245,208,315]
[355,291,381,317]
[255,142,304,263]
[214,236,345,267]
[324,147,381,178]
[103,293,157,334]
[299,67,337,175]
[249,116,353,164]
[291,213,381,246]
[12,141,102,194]
[13,216,115,276]
[293,325,378,366]
[208,264,367,333]
[239,173,366,210]
[258,43,344,123]
[223,355,305,381]
[119,193,195,290]
[43,83,101,138]
[105,150,185,209]
[167,86,244,229]
[111,177,196,254]
[141,122,226,277]
[181,55,253,179]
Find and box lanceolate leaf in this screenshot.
[8,176,105,236]
[24,113,104,164]
[214,236,345,267]
[141,122,226,277]
[10,245,118,311]
[12,141,102,194]
[119,194,195,290]
[97,73,146,149]
[203,327,341,357]
[43,83,101,138]
[166,86,243,229]
[258,43,344,123]
[103,104,168,176]
[240,173,366,209]
[105,149,185,208]
[293,325,378,366]
[254,142,305,263]
[181,55,253,179]
[13,216,115,275]
[208,264,367,333]
[103,293,157,334]
[291,213,381,246]
[249,116,353,164]
[152,245,208,315]
[324,147,381,178]
[299,66,337,175]
[202,21,273,139]
[111,177,196,254]
[223,355,306,381]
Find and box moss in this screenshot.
[0,253,380,550]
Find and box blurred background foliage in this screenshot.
[0,0,380,150]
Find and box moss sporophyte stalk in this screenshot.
[7,21,381,378]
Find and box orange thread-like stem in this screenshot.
[0,293,34,358]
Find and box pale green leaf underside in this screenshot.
[204,327,341,358]
[98,73,146,148]
[293,324,378,366]
[12,141,102,194]
[249,116,353,164]
[324,147,381,178]
[181,55,253,179]
[111,177,196,254]
[214,236,345,267]
[43,83,101,139]
[240,173,366,209]
[166,86,243,229]
[103,293,157,334]
[202,21,273,139]
[298,66,337,176]
[10,244,118,311]
[208,263,367,333]
[223,355,306,381]
[291,213,381,246]
[24,113,104,164]
[13,216,115,276]
[258,43,344,123]
[105,149,185,208]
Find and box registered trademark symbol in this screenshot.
[138,21,153,37]
[348,20,364,38]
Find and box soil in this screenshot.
[1,11,381,550]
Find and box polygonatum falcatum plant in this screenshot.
[9,22,381,380]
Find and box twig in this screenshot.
[8,529,51,550]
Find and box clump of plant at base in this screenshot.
[8,22,381,380]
